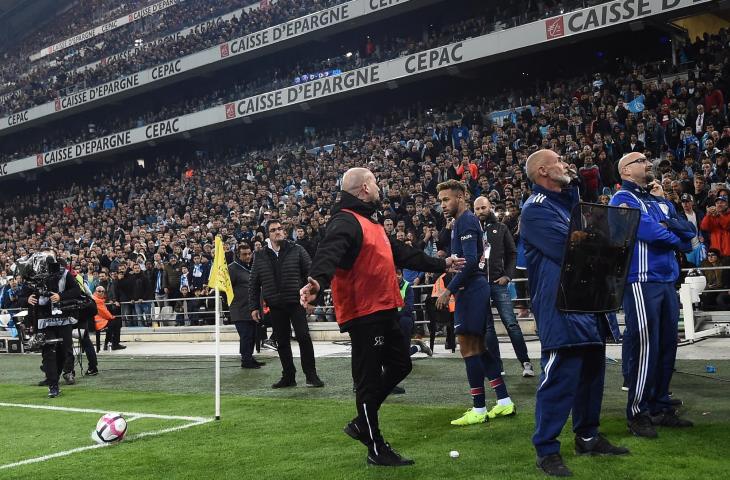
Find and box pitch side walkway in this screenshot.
[93,337,730,360]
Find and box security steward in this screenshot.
[521,150,629,477]
[300,167,463,467]
[229,243,265,369]
[610,152,696,438]
[17,251,82,398]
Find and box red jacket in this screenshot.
[700,211,730,256]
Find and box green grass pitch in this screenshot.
[1,354,728,479]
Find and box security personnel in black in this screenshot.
[17,251,83,398]
[473,196,534,377]
[249,220,323,388]
[228,242,265,369]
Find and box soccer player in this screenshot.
[436,180,515,426]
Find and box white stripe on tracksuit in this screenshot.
[363,403,377,455]
[630,283,650,416]
[538,351,557,391]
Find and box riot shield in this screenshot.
[557,202,640,313]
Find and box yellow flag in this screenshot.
[209,236,234,303]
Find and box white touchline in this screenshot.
[0,403,214,470]
[0,402,209,422]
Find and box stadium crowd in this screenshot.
[3,28,730,317]
[0,1,697,162]
[0,0,599,117]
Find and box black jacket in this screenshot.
[480,213,517,282]
[309,192,447,322]
[17,269,83,321]
[228,260,252,322]
[249,240,311,310]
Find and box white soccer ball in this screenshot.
[92,413,128,444]
[450,450,460,458]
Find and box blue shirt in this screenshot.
[447,210,486,292]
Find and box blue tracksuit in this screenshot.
[521,185,617,457]
[448,210,489,335]
[610,181,695,419]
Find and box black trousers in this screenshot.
[269,304,317,379]
[41,325,74,386]
[349,310,412,444]
[78,328,98,370]
[234,320,256,364]
[103,318,122,347]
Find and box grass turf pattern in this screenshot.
[0,355,728,479]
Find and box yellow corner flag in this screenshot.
[209,236,234,303]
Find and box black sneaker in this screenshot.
[241,362,261,369]
[62,372,76,385]
[575,434,630,456]
[111,344,127,350]
[628,414,658,438]
[85,367,99,376]
[668,397,683,407]
[305,375,324,388]
[536,453,572,477]
[272,377,296,389]
[650,410,694,428]
[253,359,266,367]
[38,378,48,387]
[344,420,370,446]
[367,442,414,467]
[48,384,60,398]
[390,385,406,395]
[621,380,629,392]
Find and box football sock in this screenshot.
[464,355,486,409]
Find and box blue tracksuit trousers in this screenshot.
[622,281,678,420]
[533,345,605,457]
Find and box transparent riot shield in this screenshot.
[557,202,640,313]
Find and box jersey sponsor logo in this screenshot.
[373,336,384,346]
[460,234,473,241]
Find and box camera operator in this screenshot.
[16,250,83,398]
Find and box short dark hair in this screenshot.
[437,179,466,195]
[237,243,252,253]
[267,220,282,233]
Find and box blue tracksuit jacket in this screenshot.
[520,185,618,350]
[609,180,694,284]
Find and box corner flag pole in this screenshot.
[215,285,221,421]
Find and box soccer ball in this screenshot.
[92,413,127,444]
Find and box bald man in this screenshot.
[473,196,533,377]
[301,167,463,467]
[520,149,628,476]
[610,152,695,439]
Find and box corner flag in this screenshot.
[209,236,234,303]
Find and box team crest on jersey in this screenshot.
[659,203,669,216]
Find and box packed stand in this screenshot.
[2,30,730,319]
[0,0,602,116]
[2,2,611,161]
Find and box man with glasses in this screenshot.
[610,152,696,439]
[93,286,124,351]
[249,220,323,388]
